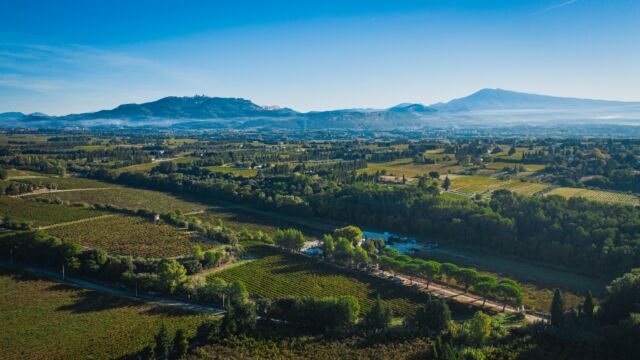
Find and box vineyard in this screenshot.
[0,196,108,226]
[447,175,505,195]
[0,268,207,360]
[114,157,199,174]
[209,251,428,315]
[502,181,551,196]
[46,215,214,257]
[28,187,208,213]
[546,187,639,206]
[358,158,463,178]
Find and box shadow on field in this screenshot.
[220,209,326,236]
[51,285,146,313]
[142,305,198,317]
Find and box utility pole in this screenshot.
[61,264,65,281]
[135,279,138,298]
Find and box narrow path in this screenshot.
[37,214,116,230]
[0,260,225,315]
[14,187,116,198]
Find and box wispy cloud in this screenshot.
[0,41,214,114]
[0,74,63,92]
[533,0,580,15]
[0,42,207,90]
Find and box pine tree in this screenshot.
[171,329,189,359]
[154,325,171,360]
[550,289,565,327]
[583,290,594,319]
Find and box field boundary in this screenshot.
[37,214,116,230]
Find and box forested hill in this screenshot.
[64,96,298,120]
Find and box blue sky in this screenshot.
[1,0,639,115]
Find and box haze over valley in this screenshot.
[3,89,640,130]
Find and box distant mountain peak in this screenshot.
[389,103,437,113]
[431,88,638,112]
[61,95,298,121]
[0,112,25,120]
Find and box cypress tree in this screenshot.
[550,289,565,327]
[443,176,451,191]
[583,290,594,319]
[154,325,171,360]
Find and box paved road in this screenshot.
[0,261,225,315]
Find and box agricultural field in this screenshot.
[484,162,545,172]
[114,157,199,174]
[209,250,428,315]
[204,165,258,177]
[445,175,505,195]
[187,334,433,360]
[28,187,208,213]
[46,215,213,257]
[164,138,199,147]
[501,181,551,196]
[358,158,462,178]
[491,146,526,161]
[16,176,120,190]
[0,196,108,227]
[5,169,47,178]
[5,134,51,143]
[444,175,551,197]
[546,187,639,206]
[71,144,110,151]
[0,268,207,360]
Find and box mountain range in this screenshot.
[2,89,640,130]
